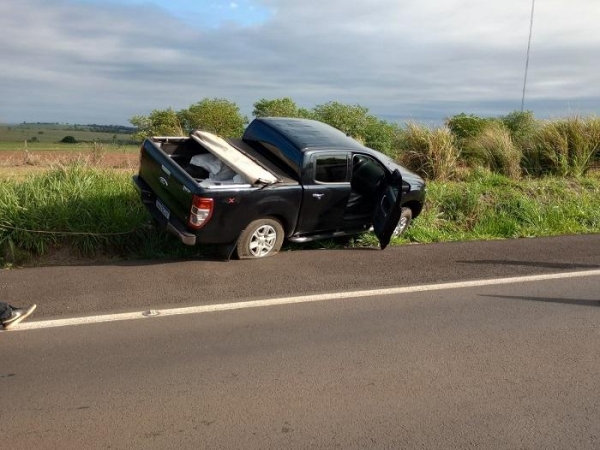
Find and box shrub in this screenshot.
[130,108,184,141]
[312,102,370,142]
[179,98,247,138]
[524,117,600,177]
[500,110,537,144]
[309,102,403,158]
[464,122,522,179]
[130,99,247,140]
[252,98,311,118]
[446,113,494,140]
[400,123,460,181]
[60,136,77,144]
[363,117,403,157]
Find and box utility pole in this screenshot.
[521,0,536,112]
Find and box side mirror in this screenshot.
[391,169,403,184]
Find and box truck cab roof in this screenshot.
[256,117,364,151]
[251,117,367,153]
[243,117,371,178]
[243,117,423,187]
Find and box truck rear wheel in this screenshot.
[236,218,284,259]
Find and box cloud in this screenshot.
[0,0,599,125]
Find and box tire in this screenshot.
[392,207,412,237]
[236,218,284,259]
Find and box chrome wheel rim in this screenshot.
[249,225,277,257]
[392,216,408,237]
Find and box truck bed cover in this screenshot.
[191,131,278,185]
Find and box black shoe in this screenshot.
[2,304,37,330]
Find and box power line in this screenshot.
[521,0,536,112]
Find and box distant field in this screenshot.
[0,123,138,147]
[0,142,139,153]
[0,124,139,179]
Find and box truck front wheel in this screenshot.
[236,218,284,259]
[392,207,413,237]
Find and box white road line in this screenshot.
[8,269,600,332]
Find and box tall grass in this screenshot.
[397,171,600,244]
[443,112,600,180]
[0,164,140,260]
[523,117,600,177]
[2,164,599,265]
[464,123,522,179]
[400,123,460,181]
[0,164,206,265]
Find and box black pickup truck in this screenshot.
[133,117,426,259]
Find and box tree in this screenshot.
[178,98,247,138]
[309,101,400,156]
[445,113,494,141]
[364,116,403,157]
[312,102,370,143]
[130,108,183,141]
[60,136,77,144]
[500,110,537,143]
[252,97,311,118]
[130,99,247,140]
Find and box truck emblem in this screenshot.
[159,177,168,187]
[227,198,236,204]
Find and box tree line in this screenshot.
[130,97,600,180]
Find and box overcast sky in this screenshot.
[1,0,599,126]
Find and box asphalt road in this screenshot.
[1,234,599,319]
[2,235,600,449]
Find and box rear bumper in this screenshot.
[166,222,196,246]
[132,175,197,246]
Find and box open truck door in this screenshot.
[372,169,404,250]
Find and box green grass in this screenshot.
[1,165,599,266]
[0,164,206,265]
[395,171,600,245]
[463,122,522,179]
[523,117,600,177]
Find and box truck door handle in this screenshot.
[312,193,324,200]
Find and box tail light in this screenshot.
[189,196,214,230]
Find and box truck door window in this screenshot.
[351,155,385,197]
[314,155,348,183]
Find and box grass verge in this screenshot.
[0,164,206,266]
[1,165,599,266]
